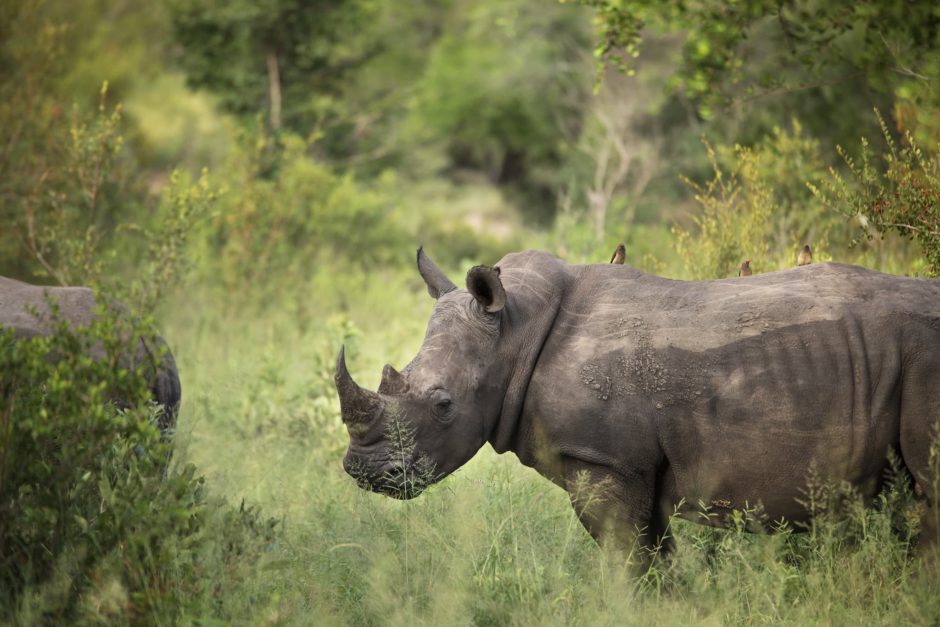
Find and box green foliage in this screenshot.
[408,0,590,221]
[25,86,130,286]
[811,111,940,276]
[1,84,216,317]
[191,129,409,299]
[562,0,643,80]
[670,118,932,279]
[5,0,940,623]
[169,0,594,223]
[0,0,179,278]
[673,141,774,279]
[169,0,375,134]
[121,169,217,312]
[671,122,838,279]
[0,83,142,285]
[0,311,156,596]
[578,0,940,139]
[0,307,278,623]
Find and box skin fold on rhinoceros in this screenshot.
[335,248,940,572]
[0,276,181,436]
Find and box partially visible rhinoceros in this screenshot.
[335,248,940,571]
[0,276,181,435]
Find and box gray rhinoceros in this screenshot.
[0,276,181,435]
[335,248,940,570]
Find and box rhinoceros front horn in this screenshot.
[335,345,381,425]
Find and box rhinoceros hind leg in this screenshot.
[897,356,940,556]
[911,472,939,556]
[918,506,939,557]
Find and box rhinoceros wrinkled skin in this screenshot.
[0,276,181,435]
[335,248,940,571]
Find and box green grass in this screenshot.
[162,278,940,625]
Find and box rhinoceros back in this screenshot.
[510,257,940,522]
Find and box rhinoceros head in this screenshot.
[335,247,508,499]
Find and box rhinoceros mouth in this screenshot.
[360,465,428,500]
[374,469,428,500]
[343,456,435,500]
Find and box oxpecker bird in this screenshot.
[610,243,626,265]
[798,244,813,266]
[739,260,752,277]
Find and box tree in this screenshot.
[575,0,940,141]
[406,0,592,223]
[0,0,164,280]
[170,0,376,135]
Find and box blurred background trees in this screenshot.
[4,0,936,289]
[581,0,939,135]
[2,0,939,621]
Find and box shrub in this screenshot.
[0,90,272,622]
[670,119,934,280]
[0,305,278,623]
[811,110,940,276]
[672,140,775,279]
[192,129,409,297]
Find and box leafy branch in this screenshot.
[809,109,940,276]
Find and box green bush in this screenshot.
[672,140,775,279]
[192,129,409,294]
[671,119,933,280]
[812,110,940,276]
[0,88,272,623]
[0,305,278,623]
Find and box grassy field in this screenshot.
[160,273,940,625]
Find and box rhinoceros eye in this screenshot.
[430,389,454,421]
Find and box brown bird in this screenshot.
[610,243,626,265]
[798,244,813,266]
[739,260,752,276]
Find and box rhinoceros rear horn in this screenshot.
[417,246,457,299]
[335,345,381,424]
[378,363,407,395]
[466,265,506,313]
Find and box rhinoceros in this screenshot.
[0,276,181,435]
[335,248,940,571]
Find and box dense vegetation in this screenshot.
[1,0,938,622]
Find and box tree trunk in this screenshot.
[266,51,282,131]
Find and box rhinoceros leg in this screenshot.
[563,458,670,574]
[898,353,940,557]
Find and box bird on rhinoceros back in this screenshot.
[739,260,752,276]
[336,246,940,575]
[610,243,626,265]
[798,244,813,266]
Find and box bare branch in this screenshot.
[22,171,67,286]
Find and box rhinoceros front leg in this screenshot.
[563,458,669,574]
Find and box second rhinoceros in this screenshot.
[1,276,181,436]
[335,248,940,571]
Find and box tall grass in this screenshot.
[164,280,940,625]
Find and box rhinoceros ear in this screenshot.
[466,265,506,313]
[417,246,457,299]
